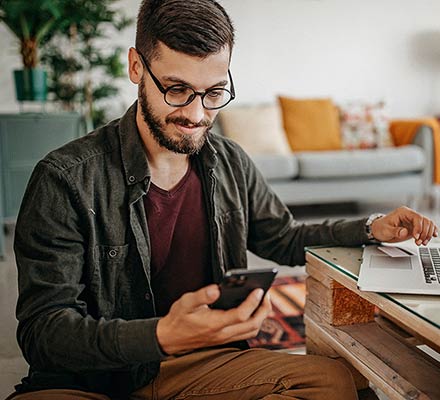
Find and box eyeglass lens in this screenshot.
[165,86,231,109]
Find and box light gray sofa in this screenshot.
[214,122,436,208]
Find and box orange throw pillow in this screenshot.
[278,96,342,151]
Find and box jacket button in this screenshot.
[144,293,151,301]
[128,175,136,183]
[108,249,118,258]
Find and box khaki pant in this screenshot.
[6,348,358,400]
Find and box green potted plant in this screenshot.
[41,0,132,128]
[0,0,64,101]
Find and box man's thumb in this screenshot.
[205,285,220,304]
[181,285,220,310]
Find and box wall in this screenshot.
[1,0,440,118]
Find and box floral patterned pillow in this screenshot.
[339,101,393,149]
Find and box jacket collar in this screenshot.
[199,135,218,170]
[119,101,151,185]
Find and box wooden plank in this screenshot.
[306,253,440,347]
[340,323,440,399]
[308,246,364,276]
[376,314,424,347]
[341,321,440,370]
[306,277,375,326]
[378,311,440,354]
[305,315,440,400]
[305,295,333,324]
[305,296,374,391]
[306,336,339,357]
[306,260,344,289]
[305,316,413,400]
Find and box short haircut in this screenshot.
[135,0,235,63]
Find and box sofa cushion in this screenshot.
[278,96,342,151]
[339,101,393,149]
[218,104,291,155]
[252,154,299,180]
[296,145,425,179]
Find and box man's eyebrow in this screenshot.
[163,75,228,88]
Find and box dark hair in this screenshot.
[135,0,235,63]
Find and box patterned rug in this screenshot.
[248,276,306,350]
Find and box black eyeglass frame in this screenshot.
[136,49,236,110]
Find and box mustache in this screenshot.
[166,116,212,129]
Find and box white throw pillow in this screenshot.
[339,101,393,149]
[219,104,291,155]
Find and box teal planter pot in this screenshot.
[13,68,48,101]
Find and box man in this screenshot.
[9,0,438,399]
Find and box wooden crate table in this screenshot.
[305,246,440,400]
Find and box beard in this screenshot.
[138,77,212,155]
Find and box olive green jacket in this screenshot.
[14,102,370,397]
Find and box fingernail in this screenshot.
[415,233,421,240]
[255,289,264,301]
[207,286,218,298]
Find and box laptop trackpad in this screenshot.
[369,255,412,270]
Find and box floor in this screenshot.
[0,200,438,398]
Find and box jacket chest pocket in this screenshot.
[92,244,129,318]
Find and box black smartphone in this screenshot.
[210,268,278,310]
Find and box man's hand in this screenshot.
[371,206,439,245]
[156,284,271,355]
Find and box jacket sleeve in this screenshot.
[14,161,165,373]
[238,149,370,266]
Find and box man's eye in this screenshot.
[168,86,188,95]
[207,89,223,98]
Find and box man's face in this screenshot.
[138,42,231,155]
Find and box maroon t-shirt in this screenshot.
[143,160,212,316]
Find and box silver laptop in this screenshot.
[358,245,440,295]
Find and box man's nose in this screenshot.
[181,94,205,124]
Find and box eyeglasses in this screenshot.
[136,49,235,110]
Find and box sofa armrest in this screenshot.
[410,125,435,194]
[390,120,434,196]
[389,119,428,146]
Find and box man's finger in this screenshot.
[424,220,438,245]
[415,217,439,245]
[217,288,264,326]
[221,294,272,341]
[423,222,437,245]
[178,285,220,311]
[411,215,423,241]
[251,292,272,319]
[208,288,267,329]
[414,217,427,245]
[420,218,431,243]
[234,288,264,321]
[397,227,409,240]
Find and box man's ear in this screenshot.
[128,47,143,84]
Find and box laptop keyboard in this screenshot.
[419,247,440,284]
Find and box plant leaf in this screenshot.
[19,13,30,40]
[35,18,55,43]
